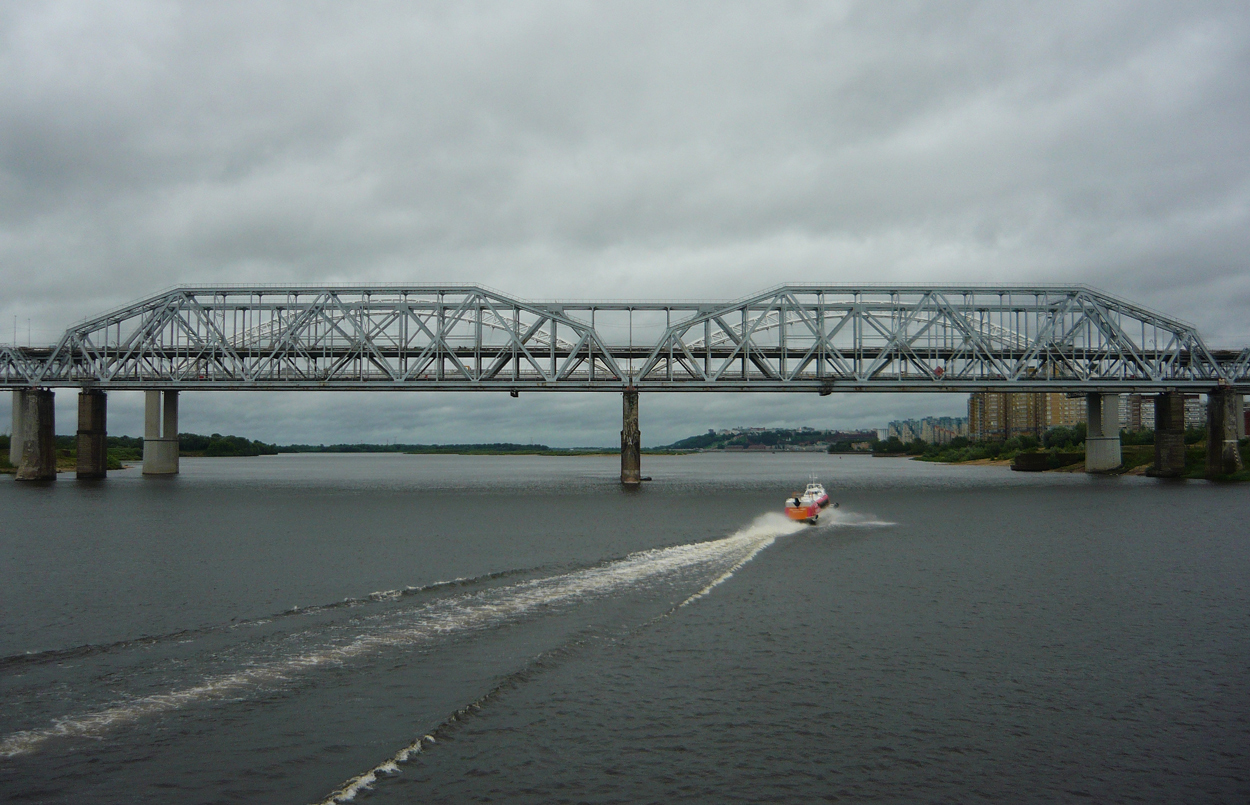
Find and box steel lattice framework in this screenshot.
[1,285,1246,392]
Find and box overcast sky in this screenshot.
[2,1,1248,445]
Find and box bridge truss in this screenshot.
[1,285,1246,392]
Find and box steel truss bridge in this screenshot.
[2,284,1248,392]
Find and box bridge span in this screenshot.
[4,284,1247,482]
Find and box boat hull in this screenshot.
[785,503,820,522]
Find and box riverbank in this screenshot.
[0,454,135,475]
[913,441,1250,481]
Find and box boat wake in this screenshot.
[316,512,800,804]
[813,507,896,528]
[0,514,796,760]
[0,566,546,672]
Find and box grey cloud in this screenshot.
[2,1,1248,441]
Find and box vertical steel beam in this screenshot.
[778,299,787,379]
[436,297,445,382]
[704,318,710,378]
[475,301,482,380]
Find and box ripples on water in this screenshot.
[0,453,1247,802]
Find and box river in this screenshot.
[1,453,1247,803]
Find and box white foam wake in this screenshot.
[319,734,437,804]
[0,517,790,759]
[315,513,800,804]
[680,512,801,606]
[815,508,896,528]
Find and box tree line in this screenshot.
[875,424,1212,464]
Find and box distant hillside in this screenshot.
[664,428,876,451]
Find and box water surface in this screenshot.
[1,453,1246,802]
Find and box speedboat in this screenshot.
[784,493,821,524]
[784,479,837,524]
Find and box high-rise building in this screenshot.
[886,416,968,444]
[968,392,1007,441]
[887,420,920,442]
[1042,393,1086,428]
[920,416,968,444]
[1122,394,1156,431]
[1184,395,1205,430]
[968,392,1086,441]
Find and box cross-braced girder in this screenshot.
[1,285,1245,392]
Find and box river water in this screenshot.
[1,453,1247,803]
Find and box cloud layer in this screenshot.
[2,2,1247,442]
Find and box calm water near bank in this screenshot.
[1,453,1247,803]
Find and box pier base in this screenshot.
[1149,391,1186,477]
[143,390,179,475]
[1206,389,1244,477]
[15,389,56,481]
[621,388,641,485]
[77,390,108,479]
[10,389,28,467]
[1085,393,1121,473]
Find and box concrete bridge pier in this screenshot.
[1149,391,1186,477]
[15,389,56,481]
[143,390,179,475]
[1206,389,1244,477]
[621,387,641,485]
[77,389,108,479]
[1085,393,1122,473]
[10,389,28,467]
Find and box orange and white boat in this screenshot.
[784,494,821,523]
[784,480,834,524]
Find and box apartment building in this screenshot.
[887,416,969,444]
[968,392,1086,441]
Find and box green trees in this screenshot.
[1043,423,1086,449]
[903,432,1044,463]
[179,433,279,456]
[872,435,906,454]
[668,428,874,451]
